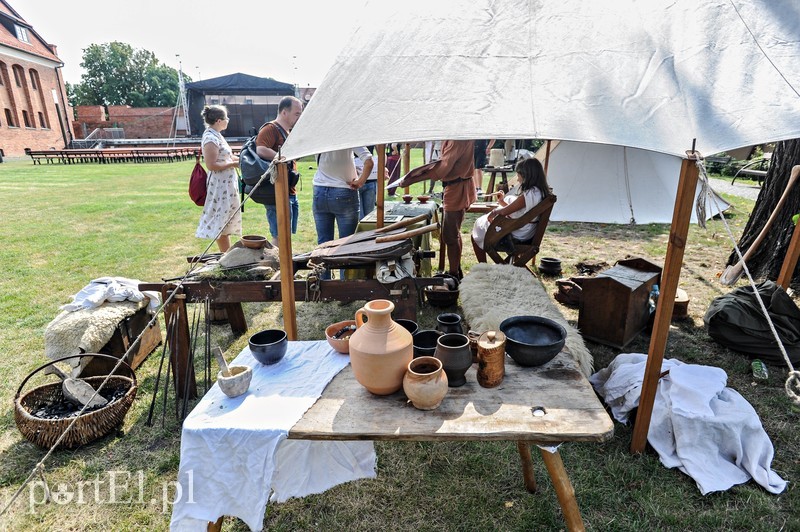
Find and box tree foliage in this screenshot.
[69,42,190,108]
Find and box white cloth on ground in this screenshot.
[61,276,160,314]
[590,353,787,495]
[170,341,377,531]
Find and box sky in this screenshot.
[20,0,369,87]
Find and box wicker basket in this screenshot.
[14,354,137,450]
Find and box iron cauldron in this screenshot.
[499,315,566,367]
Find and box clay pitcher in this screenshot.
[349,299,413,395]
[403,356,448,410]
[477,331,506,388]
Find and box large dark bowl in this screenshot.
[412,329,443,358]
[499,316,566,367]
[248,329,288,365]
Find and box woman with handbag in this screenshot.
[195,105,241,252]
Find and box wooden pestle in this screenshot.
[213,347,231,377]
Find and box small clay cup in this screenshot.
[402,194,413,204]
[412,329,442,358]
[434,333,472,387]
[403,356,448,410]
[248,329,288,365]
[395,319,419,336]
[436,313,464,334]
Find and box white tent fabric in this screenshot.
[281,0,800,161]
[534,141,731,224]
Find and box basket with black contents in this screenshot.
[15,354,137,449]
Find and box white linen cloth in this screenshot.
[590,353,787,495]
[170,341,376,531]
[61,276,161,314]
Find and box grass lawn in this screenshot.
[0,155,797,530]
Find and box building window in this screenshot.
[29,69,37,89]
[5,109,16,127]
[21,110,31,127]
[38,111,46,128]
[15,25,29,44]
[210,98,219,105]
[12,65,22,87]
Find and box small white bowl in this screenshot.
[217,365,252,398]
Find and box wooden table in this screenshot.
[482,165,515,194]
[288,351,614,531]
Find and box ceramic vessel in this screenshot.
[248,329,288,365]
[434,333,472,387]
[412,329,442,358]
[216,365,252,398]
[436,313,464,334]
[403,356,448,410]
[325,320,357,354]
[349,299,413,395]
[395,319,419,336]
[477,331,506,388]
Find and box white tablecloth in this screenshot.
[170,340,377,531]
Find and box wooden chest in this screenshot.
[81,306,162,376]
[578,258,662,348]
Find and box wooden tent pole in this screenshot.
[403,142,411,194]
[376,144,386,229]
[776,166,800,289]
[544,139,552,175]
[631,151,699,454]
[275,161,297,340]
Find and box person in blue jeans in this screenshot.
[313,147,374,279]
[354,146,380,219]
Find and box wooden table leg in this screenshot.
[517,441,537,492]
[207,515,223,531]
[224,303,247,335]
[487,171,498,194]
[539,448,585,532]
[163,292,197,399]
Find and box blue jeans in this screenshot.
[359,180,377,219]
[265,195,299,239]
[313,186,360,279]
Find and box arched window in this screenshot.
[12,65,23,87]
[21,109,30,127]
[28,69,38,90]
[5,108,16,127]
[38,111,46,128]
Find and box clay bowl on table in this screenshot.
[248,329,288,365]
[417,195,431,204]
[402,194,413,204]
[241,234,267,249]
[499,315,566,367]
[325,320,356,354]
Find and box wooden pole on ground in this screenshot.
[376,144,386,229]
[403,142,411,194]
[631,150,699,454]
[275,161,297,340]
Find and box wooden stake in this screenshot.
[631,153,699,454]
[275,162,297,340]
[377,144,386,229]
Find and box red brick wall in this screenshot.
[74,105,185,140]
[0,54,72,157]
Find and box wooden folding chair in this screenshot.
[481,194,557,272]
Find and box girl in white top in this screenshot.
[195,105,241,252]
[471,157,551,263]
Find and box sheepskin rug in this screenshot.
[459,263,593,376]
[44,300,144,369]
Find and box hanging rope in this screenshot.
[696,159,800,405]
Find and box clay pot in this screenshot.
[436,313,464,334]
[412,329,442,358]
[434,333,472,387]
[403,356,448,410]
[349,299,413,395]
[395,319,419,336]
[477,331,506,388]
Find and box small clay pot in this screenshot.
[436,313,464,334]
[412,329,442,358]
[403,356,448,410]
[395,319,419,336]
[434,333,472,387]
[402,194,413,204]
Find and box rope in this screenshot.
[696,159,800,406]
[0,155,290,517]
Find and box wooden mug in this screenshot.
[477,331,506,388]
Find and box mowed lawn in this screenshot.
[0,156,797,530]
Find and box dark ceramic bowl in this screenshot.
[248,329,288,365]
[412,329,442,358]
[395,319,419,336]
[539,257,562,276]
[425,287,459,308]
[499,315,566,367]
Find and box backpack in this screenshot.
[189,157,208,206]
[240,122,271,186]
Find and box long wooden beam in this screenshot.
[631,152,699,454]
[275,162,297,340]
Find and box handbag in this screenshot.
[189,158,208,206]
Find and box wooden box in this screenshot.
[81,306,162,376]
[578,258,662,348]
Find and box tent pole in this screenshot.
[275,161,297,340]
[777,173,800,289]
[376,144,386,229]
[403,142,411,194]
[544,140,552,175]
[630,150,699,454]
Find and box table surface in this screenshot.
[289,351,613,444]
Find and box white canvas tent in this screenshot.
[273,0,800,454]
[533,141,730,224]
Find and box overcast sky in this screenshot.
[21,0,368,87]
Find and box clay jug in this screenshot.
[349,299,413,395]
[403,356,448,410]
[434,333,472,387]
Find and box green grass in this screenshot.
[0,156,797,531]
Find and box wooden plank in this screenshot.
[289,352,613,443]
[631,154,699,453]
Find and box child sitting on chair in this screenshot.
[471,158,551,263]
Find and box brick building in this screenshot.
[0,0,72,157]
[73,105,185,140]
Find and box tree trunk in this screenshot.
[727,139,800,285]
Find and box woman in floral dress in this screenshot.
[195,105,241,252]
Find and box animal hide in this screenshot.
[460,263,593,376]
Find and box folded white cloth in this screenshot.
[170,341,376,531]
[61,276,160,314]
[590,353,786,495]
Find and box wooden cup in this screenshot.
[477,331,506,388]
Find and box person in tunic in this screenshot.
[195,105,241,252]
[471,158,551,263]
